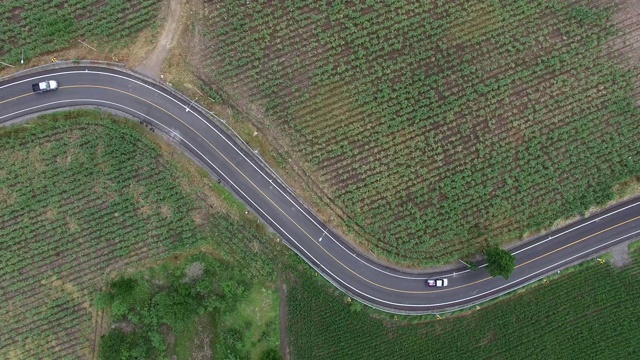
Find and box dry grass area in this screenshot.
[136,0,183,78]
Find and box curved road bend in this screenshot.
[1,66,639,314]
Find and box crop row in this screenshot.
[0,0,161,64]
[0,114,205,358]
[202,0,640,265]
[288,254,640,359]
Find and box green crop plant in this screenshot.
[199,0,640,266]
[0,110,284,358]
[288,250,640,360]
[0,0,161,64]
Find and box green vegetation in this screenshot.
[288,251,640,360]
[202,0,640,266]
[173,313,216,360]
[0,0,161,64]
[98,328,152,360]
[1,110,636,360]
[96,254,277,360]
[0,110,282,359]
[485,245,516,279]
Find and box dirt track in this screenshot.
[136,0,183,78]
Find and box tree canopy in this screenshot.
[485,246,516,280]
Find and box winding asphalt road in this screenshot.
[1,65,639,314]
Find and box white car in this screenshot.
[32,80,58,93]
[426,278,448,287]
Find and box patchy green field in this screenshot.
[0,111,282,359]
[287,249,640,360]
[0,0,161,64]
[200,0,640,266]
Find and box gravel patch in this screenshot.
[610,240,633,268]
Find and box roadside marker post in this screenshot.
[319,226,329,242]
[78,40,98,52]
[186,97,198,112]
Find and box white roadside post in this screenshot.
[78,40,98,52]
[319,227,329,242]
[186,98,198,112]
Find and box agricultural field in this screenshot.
[0,111,283,359]
[287,249,640,360]
[199,0,640,266]
[0,0,161,64]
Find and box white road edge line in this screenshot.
[4,70,640,281]
[6,99,640,308]
[0,100,439,303]
[1,70,432,279]
[3,71,640,283]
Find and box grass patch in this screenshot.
[629,239,640,253]
[174,312,216,360]
[210,182,249,216]
[95,253,258,360]
[233,286,280,359]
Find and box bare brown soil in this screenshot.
[90,306,108,359]
[609,0,640,72]
[136,0,184,78]
[160,0,204,91]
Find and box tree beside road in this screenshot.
[485,246,516,280]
